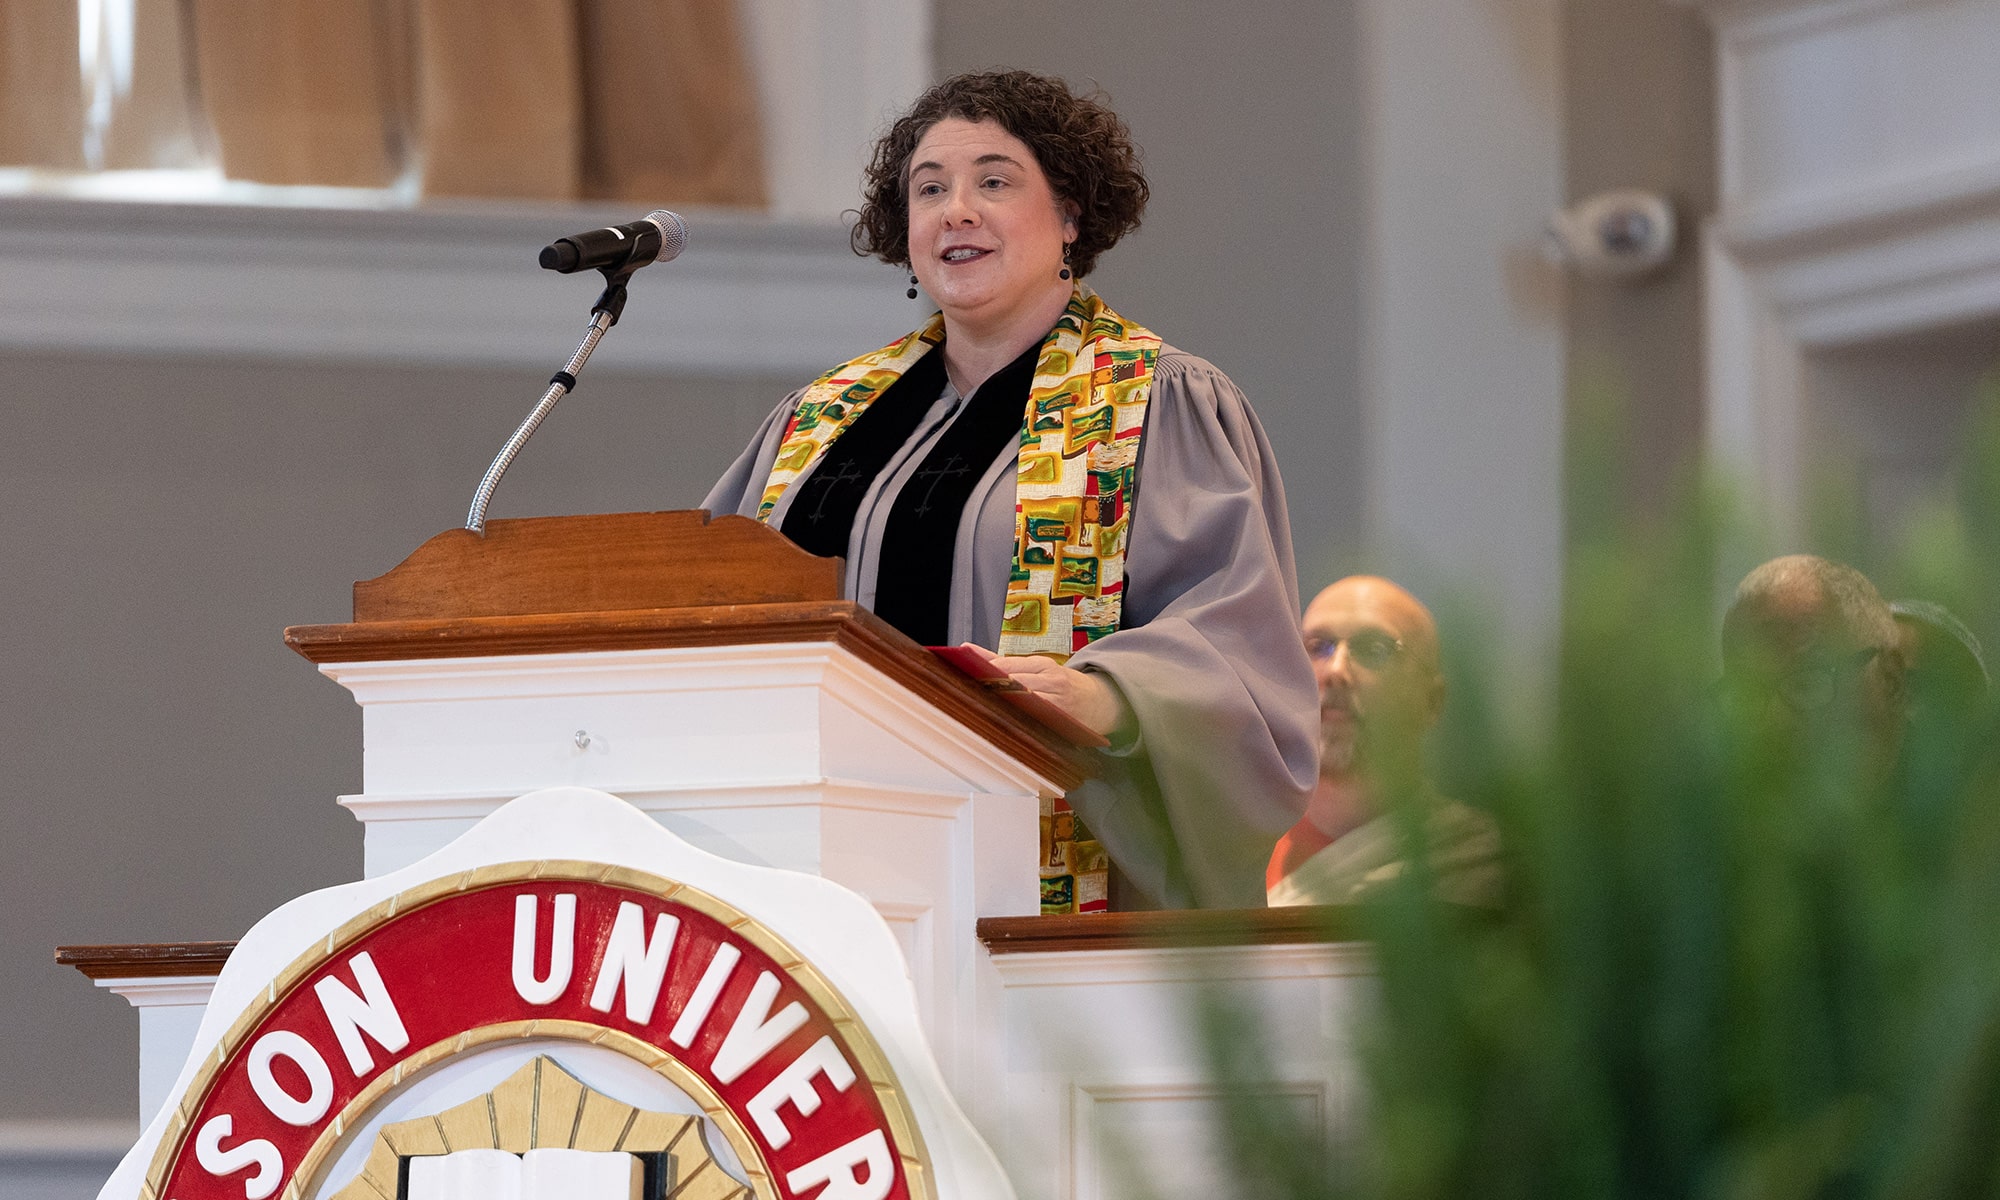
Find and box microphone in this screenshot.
[538,209,687,274]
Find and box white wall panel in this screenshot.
[1688,0,2000,540]
[1722,0,2000,212]
[1356,0,1568,698]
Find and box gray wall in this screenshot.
[1560,0,1716,531]
[1807,326,2000,564]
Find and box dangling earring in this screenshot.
[1058,245,1073,281]
[907,272,919,300]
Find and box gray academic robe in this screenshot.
[702,343,1318,909]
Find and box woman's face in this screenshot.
[906,117,1077,337]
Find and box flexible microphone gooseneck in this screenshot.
[464,210,688,533]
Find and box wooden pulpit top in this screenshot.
[342,510,845,623]
[282,510,1095,788]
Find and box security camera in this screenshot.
[1543,189,1677,279]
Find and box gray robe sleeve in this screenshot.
[701,350,1319,910]
[1064,350,1318,909]
[702,389,806,520]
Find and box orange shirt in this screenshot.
[1267,814,1337,891]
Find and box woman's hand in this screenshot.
[959,644,1135,743]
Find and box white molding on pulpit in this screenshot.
[0,197,913,375]
[871,895,942,1052]
[316,638,1046,1131]
[1066,1079,1336,1200]
[344,773,1013,893]
[322,642,1070,800]
[339,777,983,825]
[92,975,216,1009]
[988,941,1369,1200]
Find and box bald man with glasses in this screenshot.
[1268,576,1495,906]
[1720,555,1908,769]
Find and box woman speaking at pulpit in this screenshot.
[704,69,1316,909]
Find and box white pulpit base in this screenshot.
[321,638,1051,1131]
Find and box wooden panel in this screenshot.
[976,906,1363,954]
[55,941,235,979]
[349,511,843,623]
[299,510,1094,783]
[288,599,1097,792]
[57,909,1362,984]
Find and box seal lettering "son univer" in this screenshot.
[145,866,930,1200]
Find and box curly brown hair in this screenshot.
[850,70,1149,278]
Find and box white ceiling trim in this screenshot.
[1719,165,2000,347]
[0,197,918,375]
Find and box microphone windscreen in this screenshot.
[538,242,576,272]
[644,210,688,263]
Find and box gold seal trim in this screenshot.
[139,860,935,1200]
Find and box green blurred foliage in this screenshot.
[1200,371,2000,1200]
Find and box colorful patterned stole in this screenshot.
[756,285,1160,660]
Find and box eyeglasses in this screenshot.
[1304,630,1404,671]
[1776,647,1882,712]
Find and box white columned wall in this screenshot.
[741,0,931,221]
[1684,0,2000,542]
[1355,0,1569,694]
